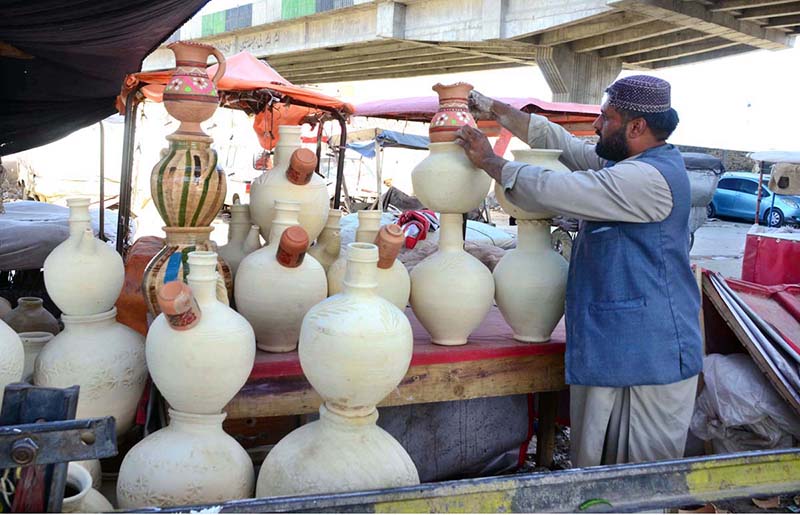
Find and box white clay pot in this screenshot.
[236,201,327,353]
[117,410,254,509]
[18,331,53,381]
[34,308,146,436]
[147,251,255,413]
[62,463,113,513]
[410,213,494,345]
[411,142,491,214]
[257,405,418,497]
[300,243,413,416]
[328,211,409,308]
[494,149,569,219]
[494,220,568,342]
[76,459,102,489]
[307,208,342,273]
[44,197,124,315]
[217,200,261,279]
[249,125,330,242]
[0,319,24,407]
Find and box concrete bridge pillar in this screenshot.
[535,46,622,104]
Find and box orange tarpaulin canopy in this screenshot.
[118,51,354,150]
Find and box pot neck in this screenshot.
[62,308,117,330]
[167,409,226,434]
[17,297,44,312]
[164,227,213,246]
[268,201,301,245]
[273,126,303,165]
[67,198,91,237]
[438,213,464,251]
[227,205,251,242]
[427,142,462,156]
[319,403,378,426]
[355,210,382,243]
[342,243,379,295]
[186,251,219,304]
[516,220,552,251]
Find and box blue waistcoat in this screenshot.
[565,144,703,387]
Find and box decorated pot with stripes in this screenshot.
[163,41,226,138]
[141,227,232,319]
[150,137,226,228]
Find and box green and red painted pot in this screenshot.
[429,82,478,143]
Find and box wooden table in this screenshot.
[225,306,567,466]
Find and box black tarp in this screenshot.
[0,0,210,156]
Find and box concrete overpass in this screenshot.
[143,0,799,104]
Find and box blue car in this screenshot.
[707,172,800,227]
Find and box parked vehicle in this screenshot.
[708,171,800,227]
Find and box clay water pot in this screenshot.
[162,41,226,139]
[18,331,53,381]
[0,297,11,318]
[217,200,261,279]
[249,125,330,242]
[0,319,24,407]
[495,149,569,219]
[235,201,327,353]
[2,297,59,335]
[43,197,124,316]
[410,213,494,345]
[147,251,255,414]
[429,82,478,143]
[33,308,147,436]
[62,463,113,513]
[494,220,568,342]
[117,410,254,509]
[411,142,491,214]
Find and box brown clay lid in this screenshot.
[277,225,309,268]
[286,148,318,185]
[157,281,201,330]
[375,224,404,269]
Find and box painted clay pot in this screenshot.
[141,227,232,318]
[44,197,124,316]
[117,410,254,509]
[150,137,226,227]
[236,201,327,353]
[217,200,261,279]
[410,213,494,345]
[0,319,24,407]
[162,41,226,139]
[494,220,568,342]
[33,308,147,436]
[18,331,53,381]
[62,463,113,513]
[147,251,255,414]
[429,82,478,143]
[494,149,569,219]
[411,142,491,214]
[249,126,330,242]
[300,243,413,416]
[258,243,418,496]
[2,297,60,335]
[327,210,382,297]
[257,405,418,497]
[307,209,342,273]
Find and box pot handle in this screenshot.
[209,48,227,87]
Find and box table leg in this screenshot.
[535,391,558,469]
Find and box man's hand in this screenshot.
[468,90,496,120]
[454,125,506,181]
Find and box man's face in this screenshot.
[592,101,630,162]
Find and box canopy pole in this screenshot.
[331,110,347,210]
[374,139,382,210]
[116,85,144,256]
[315,121,324,177]
[755,160,765,225]
[99,120,106,241]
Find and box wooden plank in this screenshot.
[226,352,566,418]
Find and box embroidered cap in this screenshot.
[605,75,671,113]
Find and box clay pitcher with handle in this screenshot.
[163,41,226,139]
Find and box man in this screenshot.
[454,75,702,468]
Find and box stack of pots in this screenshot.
[141,41,232,320]
[217,197,261,281]
[256,243,419,496]
[409,82,494,345]
[118,251,256,508]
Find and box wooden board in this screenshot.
[225,307,566,418]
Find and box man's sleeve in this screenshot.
[526,113,606,172]
[499,159,673,223]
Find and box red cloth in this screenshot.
[741,232,800,285]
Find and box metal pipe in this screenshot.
[99,120,105,241]
[330,109,347,210]
[116,85,143,255]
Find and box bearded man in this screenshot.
[455,75,702,467]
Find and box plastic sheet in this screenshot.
[690,353,800,454]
